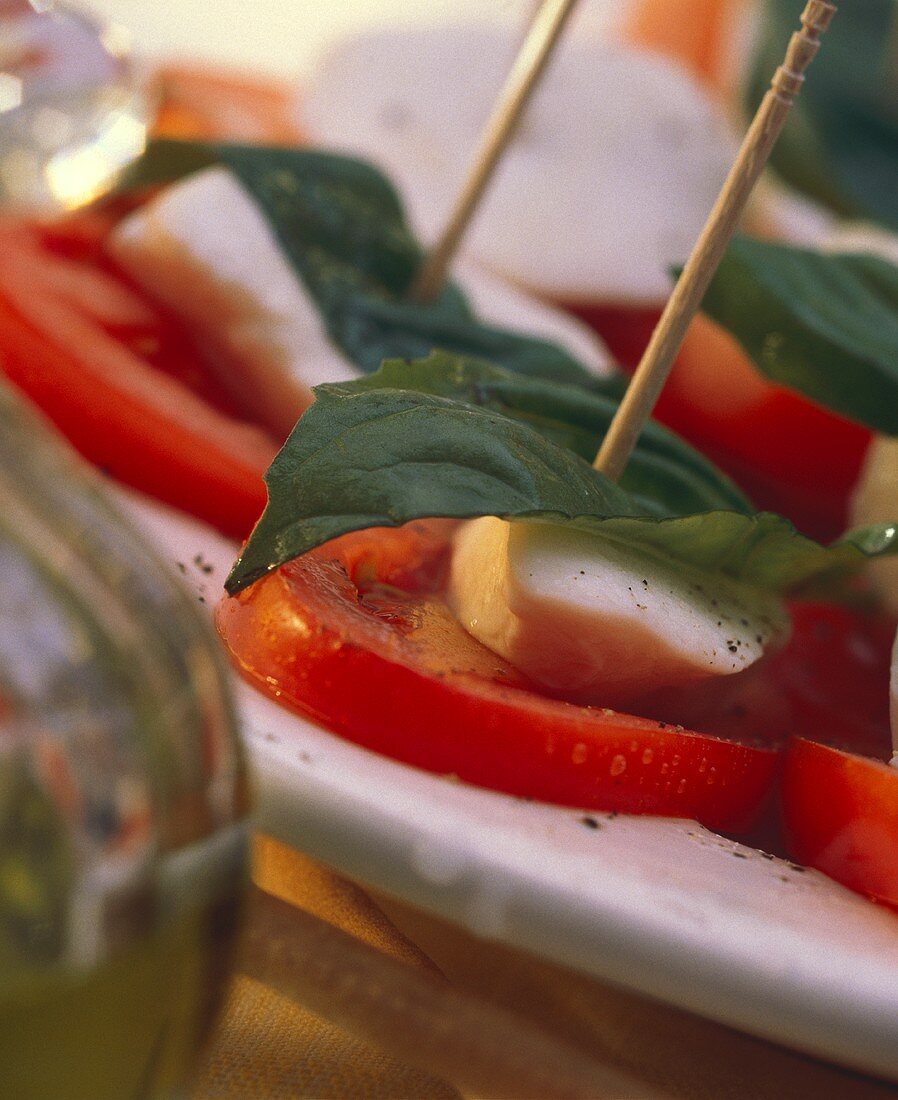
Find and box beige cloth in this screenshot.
[190,836,898,1099]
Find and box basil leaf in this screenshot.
[122,138,595,385]
[746,0,898,231]
[225,357,898,595]
[701,236,898,434]
[226,384,641,593]
[120,138,218,189]
[351,353,753,517]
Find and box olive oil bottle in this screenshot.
[0,385,249,1097]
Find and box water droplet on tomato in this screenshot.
[610,754,627,777]
[641,747,654,765]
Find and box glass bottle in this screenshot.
[0,0,152,211]
[0,383,249,1098]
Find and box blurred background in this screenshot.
[87,1,622,78]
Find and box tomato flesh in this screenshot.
[772,602,898,906]
[152,64,305,145]
[565,303,871,540]
[217,524,779,834]
[766,601,894,760]
[0,217,277,536]
[782,739,898,908]
[623,0,733,94]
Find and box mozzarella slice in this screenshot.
[449,517,788,705]
[753,174,838,247]
[839,225,898,620]
[452,257,612,377]
[824,222,898,267]
[108,166,349,439]
[850,437,898,618]
[299,25,736,304]
[108,167,611,438]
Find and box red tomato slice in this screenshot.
[564,303,871,540]
[782,738,898,908]
[622,0,734,94]
[216,524,778,834]
[0,219,277,536]
[773,601,898,906]
[766,601,894,760]
[152,64,305,145]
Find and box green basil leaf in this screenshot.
[350,353,753,517]
[226,382,641,593]
[119,138,218,189]
[700,236,898,434]
[746,0,898,231]
[122,138,595,385]
[225,356,898,595]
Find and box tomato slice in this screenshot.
[766,601,894,760]
[564,303,871,540]
[152,64,305,145]
[622,0,734,94]
[216,523,778,834]
[0,218,277,536]
[771,601,898,906]
[782,739,898,908]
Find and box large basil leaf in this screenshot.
[348,354,753,517]
[226,383,640,593]
[225,357,898,594]
[746,0,898,231]
[123,138,595,385]
[701,236,898,434]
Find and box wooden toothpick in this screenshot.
[410,0,580,302]
[593,0,837,481]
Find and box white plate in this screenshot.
[121,489,898,1083]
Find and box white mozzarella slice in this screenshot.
[840,225,898,623]
[824,222,898,267]
[850,437,898,619]
[753,174,838,247]
[758,195,898,264]
[453,258,612,376]
[108,166,355,438]
[299,25,736,304]
[449,517,788,705]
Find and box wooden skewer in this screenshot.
[410,0,580,302]
[593,0,837,480]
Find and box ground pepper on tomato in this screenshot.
[4,157,896,912]
[216,522,780,836]
[217,521,898,909]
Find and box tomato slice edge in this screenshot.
[782,737,898,908]
[216,527,779,835]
